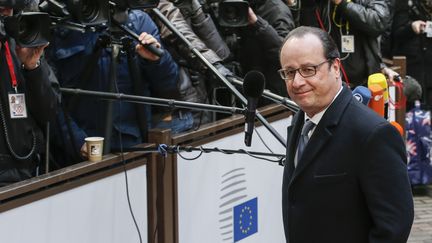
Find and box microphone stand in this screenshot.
[60,88,246,115]
[151,8,287,148]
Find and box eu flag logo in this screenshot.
[233,197,258,242]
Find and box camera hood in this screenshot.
[4,12,51,47]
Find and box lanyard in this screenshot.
[3,41,18,92]
[314,7,351,86]
[332,4,350,34]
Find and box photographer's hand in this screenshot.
[248,7,258,26]
[15,43,48,70]
[381,66,400,83]
[412,20,427,34]
[135,32,161,61]
[80,142,88,159]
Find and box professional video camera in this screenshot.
[3,12,51,47]
[38,0,161,29]
[0,0,50,47]
[218,0,249,27]
[39,0,110,26]
[205,0,270,28]
[196,0,249,27]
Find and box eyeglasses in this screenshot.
[278,59,331,81]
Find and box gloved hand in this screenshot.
[171,0,202,18]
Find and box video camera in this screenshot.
[218,0,249,27]
[3,12,51,47]
[39,0,110,26]
[0,0,50,47]
[195,0,249,27]
[38,0,160,26]
[0,0,161,47]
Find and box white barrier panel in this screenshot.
[178,117,291,243]
[0,165,148,243]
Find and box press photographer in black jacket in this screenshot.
[0,1,60,186]
[393,0,432,109]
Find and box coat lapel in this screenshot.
[288,86,353,185]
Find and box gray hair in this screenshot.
[282,26,340,60]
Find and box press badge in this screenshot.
[8,93,27,119]
[425,21,432,38]
[341,35,355,53]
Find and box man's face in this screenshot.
[280,34,341,117]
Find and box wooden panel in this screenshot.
[0,158,147,213]
[148,129,177,243]
[0,150,148,201]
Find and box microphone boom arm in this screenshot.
[60,88,246,115]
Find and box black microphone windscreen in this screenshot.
[243,71,266,99]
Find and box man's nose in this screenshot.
[291,71,305,87]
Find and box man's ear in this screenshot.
[332,58,341,79]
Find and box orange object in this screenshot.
[368,84,385,117]
[390,121,404,137]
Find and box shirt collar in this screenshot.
[305,85,343,125]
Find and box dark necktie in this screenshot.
[296,120,315,165]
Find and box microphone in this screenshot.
[352,86,371,105]
[242,71,265,147]
[368,84,385,117]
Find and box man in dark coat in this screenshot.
[0,1,60,185]
[279,26,414,243]
[392,0,432,109]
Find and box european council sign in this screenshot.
[233,197,258,242]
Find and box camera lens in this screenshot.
[224,6,240,24]
[81,0,99,22]
[18,17,38,45]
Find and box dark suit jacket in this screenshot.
[282,86,414,243]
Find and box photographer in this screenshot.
[173,0,295,97]
[392,0,432,109]
[156,0,235,125]
[47,8,191,165]
[171,0,232,60]
[0,1,60,185]
[291,0,392,87]
[236,1,295,96]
